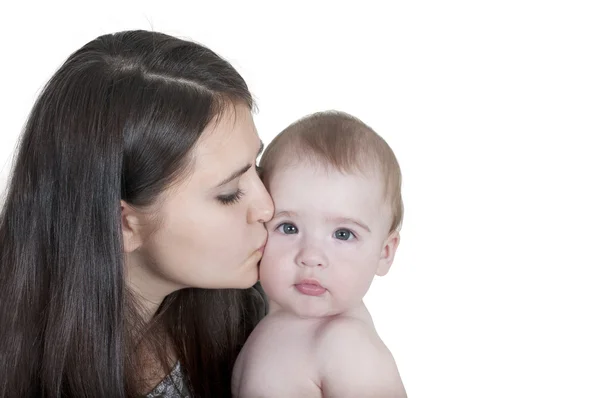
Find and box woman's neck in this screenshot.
[124,251,178,322]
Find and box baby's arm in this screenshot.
[317,318,407,398]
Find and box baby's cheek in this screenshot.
[258,250,277,280]
[332,265,374,305]
[262,234,294,267]
[258,244,290,297]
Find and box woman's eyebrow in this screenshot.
[216,141,264,188]
[216,164,252,187]
[257,141,264,157]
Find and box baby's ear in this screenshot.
[376,230,400,276]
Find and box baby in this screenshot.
[232,111,407,398]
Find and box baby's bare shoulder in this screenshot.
[233,316,323,397]
[240,314,317,367]
[314,317,384,356]
[315,317,407,398]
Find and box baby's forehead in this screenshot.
[271,159,386,191]
[270,163,383,193]
[267,165,393,225]
[269,158,384,184]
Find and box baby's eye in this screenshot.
[277,223,299,235]
[334,229,355,241]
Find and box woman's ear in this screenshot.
[121,200,143,253]
[376,230,400,276]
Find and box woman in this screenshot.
[0,30,274,397]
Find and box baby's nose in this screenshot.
[295,246,327,268]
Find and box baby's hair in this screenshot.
[259,110,403,231]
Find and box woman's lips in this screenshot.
[257,244,266,253]
[294,279,327,296]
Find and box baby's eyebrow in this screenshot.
[273,210,298,219]
[328,217,371,232]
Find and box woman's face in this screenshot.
[126,104,273,301]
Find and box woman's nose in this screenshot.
[247,178,274,224]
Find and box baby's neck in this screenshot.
[268,300,374,326]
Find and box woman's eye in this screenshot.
[217,189,245,205]
[334,229,355,241]
[277,223,298,234]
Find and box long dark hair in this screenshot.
[0,30,267,397]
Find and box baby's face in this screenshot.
[259,163,397,318]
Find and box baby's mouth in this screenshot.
[294,279,327,296]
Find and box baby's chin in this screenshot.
[264,283,365,319]
[278,301,352,320]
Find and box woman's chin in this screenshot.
[237,268,259,289]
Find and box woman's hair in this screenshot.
[0,30,267,397]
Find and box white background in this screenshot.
[1,1,599,397]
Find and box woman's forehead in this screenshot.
[188,105,260,183]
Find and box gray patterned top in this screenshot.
[146,362,191,398]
